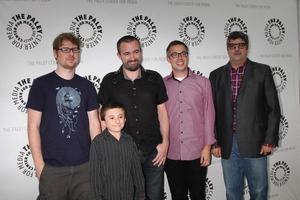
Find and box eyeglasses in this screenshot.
[169,51,189,59]
[58,47,81,53]
[227,42,247,50]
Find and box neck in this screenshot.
[109,130,121,141]
[230,59,246,69]
[123,67,140,81]
[55,67,75,80]
[173,68,188,78]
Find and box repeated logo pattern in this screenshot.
[127,15,157,48]
[70,14,103,48]
[179,16,205,47]
[11,78,32,113]
[7,13,43,50]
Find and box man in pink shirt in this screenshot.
[163,40,216,200]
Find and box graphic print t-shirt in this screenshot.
[26,71,98,166]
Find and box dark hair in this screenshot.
[53,32,82,50]
[100,102,126,121]
[117,35,141,53]
[166,40,189,54]
[226,31,249,48]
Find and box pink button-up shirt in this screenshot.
[164,69,216,160]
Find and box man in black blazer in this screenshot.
[209,31,280,200]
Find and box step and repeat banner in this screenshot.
[0,0,299,199]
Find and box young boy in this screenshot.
[89,102,145,200]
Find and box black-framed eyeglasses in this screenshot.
[227,42,247,50]
[169,51,189,59]
[58,47,81,53]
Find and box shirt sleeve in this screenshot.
[130,140,145,200]
[26,78,44,111]
[97,75,109,106]
[203,78,216,145]
[155,72,168,105]
[89,140,104,200]
[263,65,281,146]
[86,81,99,111]
[208,71,219,146]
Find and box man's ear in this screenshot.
[166,55,171,64]
[53,50,58,60]
[117,52,121,60]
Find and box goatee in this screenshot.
[124,64,140,72]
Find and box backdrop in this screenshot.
[0,0,299,199]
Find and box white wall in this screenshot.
[0,0,299,199]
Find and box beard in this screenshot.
[123,60,141,71]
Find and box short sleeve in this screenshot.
[97,75,109,106]
[86,81,99,111]
[155,72,168,105]
[26,79,44,112]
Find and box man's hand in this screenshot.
[35,162,45,180]
[152,142,168,167]
[260,145,274,156]
[211,147,221,158]
[200,145,211,166]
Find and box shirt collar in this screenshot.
[230,59,248,72]
[118,65,145,80]
[166,68,195,81]
[102,128,128,142]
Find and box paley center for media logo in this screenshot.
[188,178,214,200]
[127,15,157,48]
[11,78,33,113]
[17,144,35,178]
[279,115,288,141]
[179,16,205,47]
[270,160,290,187]
[192,69,204,77]
[271,66,287,93]
[6,13,43,50]
[264,18,285,45]
[85,74,101,92]
[70,14,103,49]
[205,178,214,200]
[224,17,248,38]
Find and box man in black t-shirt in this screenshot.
[26,32,100,200]
[97,35,169,200]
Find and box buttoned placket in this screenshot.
[178,81,184,160]
[131,80,140,148]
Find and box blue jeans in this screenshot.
[221,136,268,200]
[139,149,164,200]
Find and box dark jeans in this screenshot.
[139,149,164,200]
[164,158,207,200]
[38,162,90,200]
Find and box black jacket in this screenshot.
[209,59,281,159]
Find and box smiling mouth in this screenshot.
[129,60,137,64]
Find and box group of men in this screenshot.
[26,31,280,200]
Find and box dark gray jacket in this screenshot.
[209,59,281,159]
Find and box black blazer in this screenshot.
[209,59,281,159]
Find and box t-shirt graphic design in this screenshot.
[56,87,81,138]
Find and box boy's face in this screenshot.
[103,108,126,134]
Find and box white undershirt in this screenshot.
[174,76,185,81]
